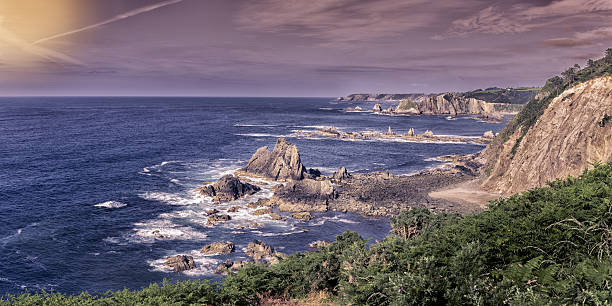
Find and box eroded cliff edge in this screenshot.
[480,75,612,194]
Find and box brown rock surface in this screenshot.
[239,137,306,181]
[481,76,612,194]
[198,174,260,203]
[200,241,235,255]
[164,255,195,272]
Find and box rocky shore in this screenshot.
[290,125,496,145]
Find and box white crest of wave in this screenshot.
[93,201,127,209]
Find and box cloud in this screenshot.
[34,0,184,44]
[236,0,472,42]
[543,26,612,47]
[442,0,612,37]
[0,16,82,65]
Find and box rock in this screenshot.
[252,208,272,215]
[291,211,314,221]
[164,255,195,272]
[385,106,394,113]
[482,130,495,139]
[200,241,235,255]
[208,214,231,224]
[405,128,415,137]
[247,198,268,209]
[245,240,275,261]
[268,212,285,221]
[214,259,234,274]
[199,174,260,203]
[372,104,383,112]
[269,179,335,212]
[316,126,340,137]
[227,206,240,213]
[308,168,322,178]
[387,126,394,135]
[309,240,331,248]
[151,230,166,239]
[354,106,363,111]
[422,130,435,137]
[235,221,261,230]
[332,167,351,182]
[395,99,420,115]
[239,138,307,181]
[206,209,219,216]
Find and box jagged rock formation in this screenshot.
[201,241,235,255]
[481,76,612,194]
[164,255,195,272]
[245,240,275,261]
[239,137,306,181]
[372,104,383,112]
[198,174,260,202]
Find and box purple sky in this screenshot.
[1,0,611,96]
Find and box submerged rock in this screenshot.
[200,241,235,255]
[239,137,307,181]
[199,174,260,203]
[164,255,195,272]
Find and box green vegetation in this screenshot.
[462,87,539,104]
[3,162,611,305]
[497,49,612,151]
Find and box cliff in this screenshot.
[418,93,497,117]
[481,76,612,194]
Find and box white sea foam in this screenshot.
[138,191,204,206]
[235,133,286,138]
[93,201,127,209]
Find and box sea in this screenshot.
[0,97,506,296]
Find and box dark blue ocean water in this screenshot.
[0,97,505,296]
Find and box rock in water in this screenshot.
[245,240,275,261]
[240,137,306,181]
[164,255,195,272]
[201,241,235,255]
[387,126,394,135]
[395,98,420,115]
[405,128,415,137]
[332,167,351,182]
[422,130,435,137]
[372,104,383,112]
[269,179,335,212]
[199,174,260,202]
[291,211,314,221]
[482,130,495,139]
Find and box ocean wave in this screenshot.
[138,191,204,206]
[235,133,286,138]
[148,249,221,276]
[233,123,278,127]
[93,201,127,209]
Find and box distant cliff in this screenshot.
[338,87,538,104]
[480,53,612,194]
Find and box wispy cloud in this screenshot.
[34,0,184,44]
[440,0,612,38]
[543,26,612,47]
[236,0,473,42]
[0,17,82,65]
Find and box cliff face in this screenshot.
[418,93,496,116]
[481,76,612,194]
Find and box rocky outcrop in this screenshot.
[239,138,307,181]
[245,240,275,261]
[372,104,383,112]
[482,130,495,139]
[268,179,335,212]
[198,175,260,202]
[201,241,235,255]
[481,76,612,194]
[395,98,420,115]
[207,214,231,224]
[164,255,195,272]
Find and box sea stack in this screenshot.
[240,137,306,181]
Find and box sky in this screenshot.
[0,0,611,96]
